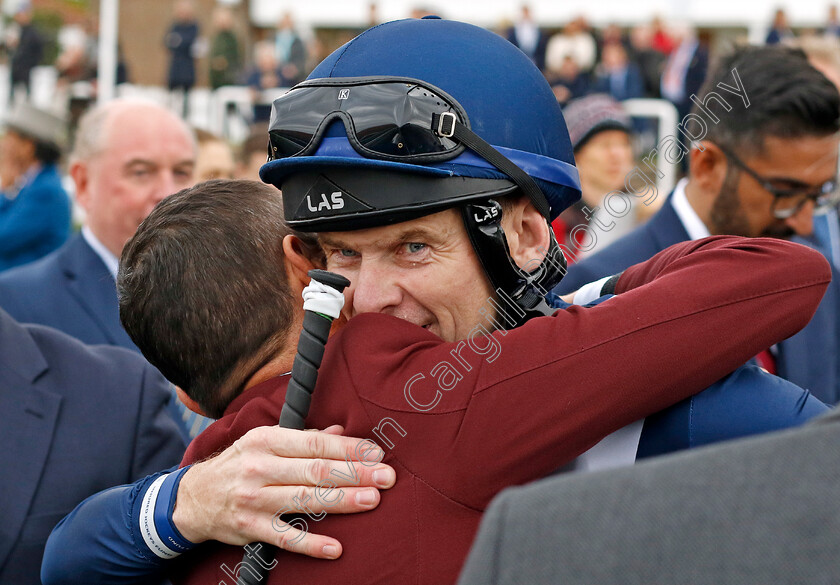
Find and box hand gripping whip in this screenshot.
[237,269,351,585]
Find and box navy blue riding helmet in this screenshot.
[260,16,582,323]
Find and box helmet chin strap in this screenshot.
[460,199,567,329]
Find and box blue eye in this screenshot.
[340,249,357,257]
[406,243,426,253]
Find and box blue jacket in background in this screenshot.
[0,233,211,440]
[0,308,186,583]
[0,233,134,347]
[0,164,70,272]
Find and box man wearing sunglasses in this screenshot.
[558,45,840,405]
[42,17,833,585]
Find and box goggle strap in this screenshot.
[434,113,551,218]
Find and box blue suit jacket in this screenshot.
[0,233,212,439]
[0,233,133,348]
[0,309,186,583]
[0,164,70,272]
[556,195,840,404]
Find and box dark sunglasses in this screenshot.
[267,76,468,163]
[716,143,840,220]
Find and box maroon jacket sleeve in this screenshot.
[339,236,830,510]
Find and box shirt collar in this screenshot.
[81,225,120,280]
[670,177,711,241]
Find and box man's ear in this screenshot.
[501,198,551,270]
[175,386,208,417]
[69,161,91,212]
[689,141,728,194]
[283,235,318,295]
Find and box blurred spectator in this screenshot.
[505,5,546,70]
[629,24,666,98]
[592,42,644,101]
[78,18,129,92]
[6,3,44,103]
[548,55,590,106]
[165,0,200,115]
[194,128,235,182]
[650,16,675,54]
[599,23,624,48]
[827,5,840,37]
[0,103,70,272]
[208,6,241,89]
[55,43,92,87]
[0,98,206,439]
[247,41,286,122]
[557,45,840,404]
[595,23,625,71]
[766,8,794,44]
[235,122,269,180]
[553,95,636,256]
[368,2,380,27]
[545,17,597,74]
[660,25,709,119]
[273,12,307,87]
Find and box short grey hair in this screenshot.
[69,97,197,165]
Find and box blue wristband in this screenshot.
[140,466,196,558]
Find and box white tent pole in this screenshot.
[97,0,118,104]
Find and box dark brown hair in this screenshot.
[118,179,321,418]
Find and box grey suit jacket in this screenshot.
[458,409,840,585]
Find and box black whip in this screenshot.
[237,269,351,585]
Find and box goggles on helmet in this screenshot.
[268,76,467,162]
[267,76,552,218]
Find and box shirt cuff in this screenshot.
[139,466,196,559]
[573,276,613,306]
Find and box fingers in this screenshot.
[256,485,382,515]
[257,523,343,560]
[243,485,385,560]
[250,426,382,462]
[253,455,396,489]
[173,425,396,548]
[320,424,345,435]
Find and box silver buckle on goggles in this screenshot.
[435,112,457,138]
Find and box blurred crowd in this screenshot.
[4,2,840,272]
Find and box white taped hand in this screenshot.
[302,279,346,319]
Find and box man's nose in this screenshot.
[151,169,182,204]
[350,261,403,316]
[785,199,815,237]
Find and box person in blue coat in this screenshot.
[557,45,840,405]
[0,308,186,584]
[0,103,70,272]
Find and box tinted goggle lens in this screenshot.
[268,80,465,161]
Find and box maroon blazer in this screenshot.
[173,236,829,585]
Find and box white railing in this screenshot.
[622,98,680,197]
